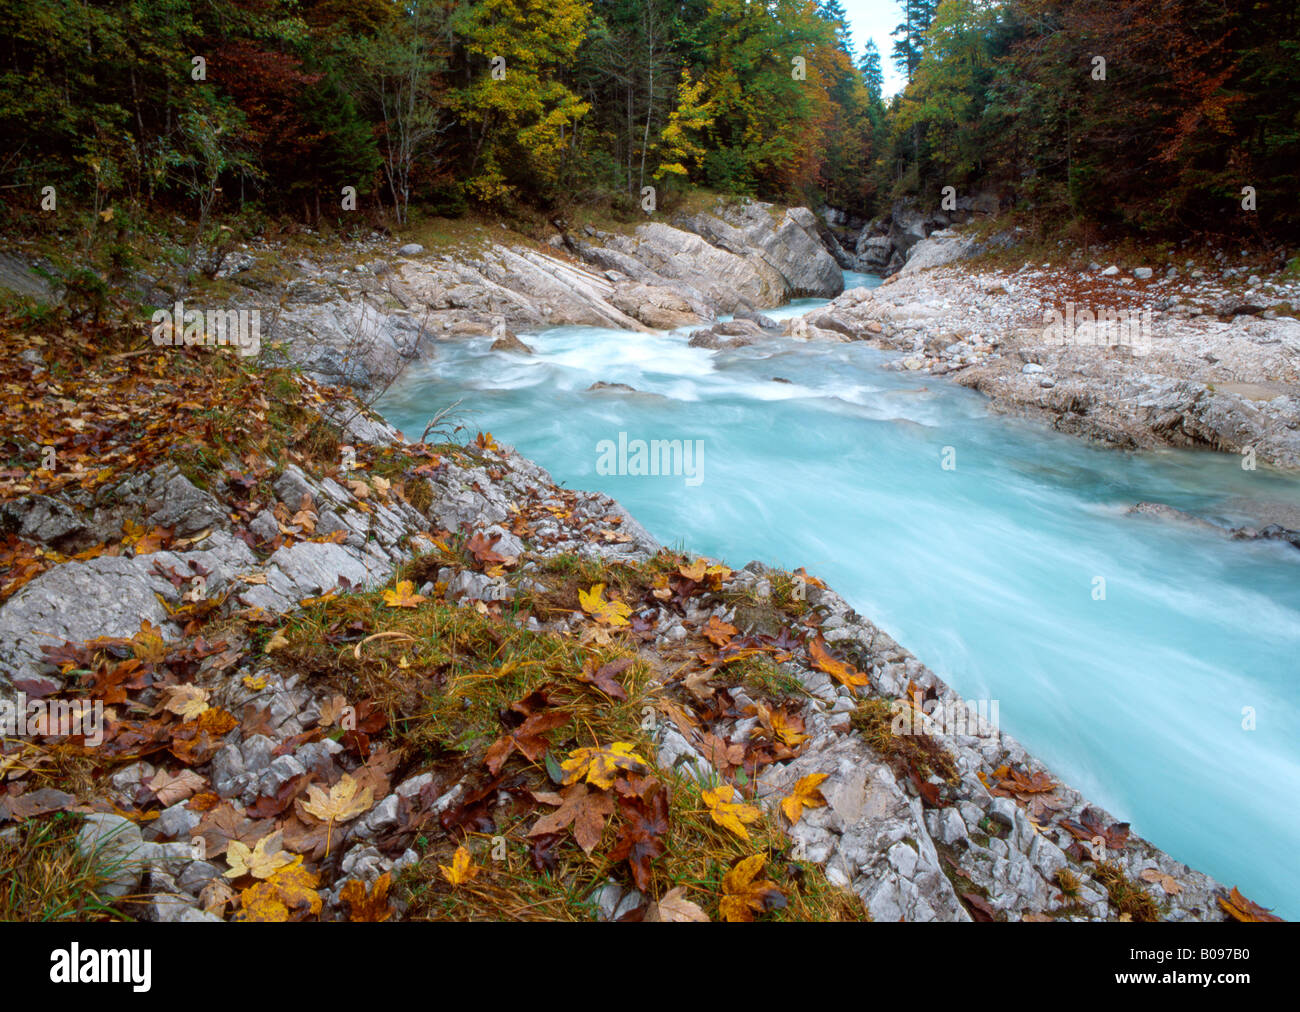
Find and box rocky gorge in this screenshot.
[1,198,1294,922]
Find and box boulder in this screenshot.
[490,332,533,354]
[733,309,782,331]
[609,281,706,329]
[687,318,766,350]
[900,231,979,275]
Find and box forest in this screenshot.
[1,0,1298,237]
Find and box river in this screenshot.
[378,269,1300,918]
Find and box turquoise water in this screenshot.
[378,271,1300,917]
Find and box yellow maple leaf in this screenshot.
[781,773,829,825]
[301,774,373,824]
[382,580,427,609]
[161,684,210,720]
[301,773,374,856]
[719,854,785,922]
[440,845,480,885]
[225,831,295,880]
[808,636,870,690]
[769,708,808,747]
[678,559,731,584]
[701,784,762,840]
[235,857,322,921]
[560,742,648,788]
[578,583,631,626]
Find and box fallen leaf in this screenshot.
[382,580,427,609]
[300,773,373,856]
[609,780,670,890]
[339,872,393,922]
[148,768,206,807]
[440,845,480,885]
[560,742,648,789]
[807,636,870,690]
[161,684,210,720]
[528,782,614,854]
[781,773,829,824]
[702,784,761,840]
[719,854,785,922]
[963,892,997,922]
[236,857,321,921]
[575,656,632,700]
[644,885,709,922]
[1139,868,1184,896]
[702,615,739,647]
[225,831,295,880]
[484,709,569,775]
[578,583,631,627]
[1218,886,1283,922]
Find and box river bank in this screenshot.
[803,248,1300,473]
[0,203,1292,921]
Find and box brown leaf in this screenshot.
[466,531,510,568]
[575,656,632,701]
[644,885,710,922]
[0,785,76,821]
[962,892,997,922]
[1218,886,1283,922]
[1059,809,1130,854]
[609,780,670,890]
[528,782,614,854]
[148,769,207,807]
[702,615,739,647]
[484,710,569,775]
[339,872,393,922]
[1139,868,1184,896]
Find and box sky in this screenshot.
[840,0,909,97]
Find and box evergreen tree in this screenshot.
[859,38,884,101]
[890,0,938,82]
[817,0,853,53]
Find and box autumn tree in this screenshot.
[654,69,714,185]
[452,0,593,206]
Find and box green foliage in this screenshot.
[872,0,1300,238]
[3,0,1292,240]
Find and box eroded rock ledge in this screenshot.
[803,267,1300,470]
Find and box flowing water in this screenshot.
[379,270,1300,917]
